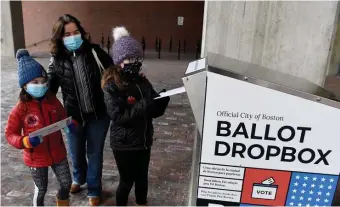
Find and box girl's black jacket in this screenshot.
[103,76,170,151]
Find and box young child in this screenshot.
[5,49,75,206]
[101,27,170,206]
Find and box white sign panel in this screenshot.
[202,72,340,174]
[199,164,244,179]
[177,16,184,26]
[199,176,243,191]
[198,188,241,202]
[196,72,340,206]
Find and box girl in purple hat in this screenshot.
[101,26,170,206]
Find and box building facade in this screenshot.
[22,1,204,54]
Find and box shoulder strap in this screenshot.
[92,48,105,75]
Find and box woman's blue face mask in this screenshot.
[63,34,83,51]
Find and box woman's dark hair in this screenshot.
[50,14,89,56]
[101,66,127,90]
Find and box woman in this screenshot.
[47,14,113,206]
[102,26,170,206]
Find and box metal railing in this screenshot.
[101,33,202,60]
[26,33,202,60]
[25,38,50,49]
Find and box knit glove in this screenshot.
[63,120,78,134]
[157,89,170,102]
[151,89,170,117]
[22,135,43,148]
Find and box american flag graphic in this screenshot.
[285,172,339,207]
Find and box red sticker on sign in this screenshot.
[241,168,291,206]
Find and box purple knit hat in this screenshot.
[111,26,143,65]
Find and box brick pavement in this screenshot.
[1,56,196,206]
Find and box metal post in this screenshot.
[196,40,200,59]
[142,36,146,58]
[184,38,186,53]
[142,36,146,53]
[107,36,111,54]
[101,33,104,49]
[155,36,158,52]
[198,40,201,59]
[169,36,172,52]
[178,40,181,60]
[158,38,162,59]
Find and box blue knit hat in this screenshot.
[111,26,143,65]
[16,49,47,87]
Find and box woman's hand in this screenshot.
[63,120,78,134]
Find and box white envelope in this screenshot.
[29,117,72,138]
[154,86,186,99]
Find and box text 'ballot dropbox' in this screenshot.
[214,121,331,165]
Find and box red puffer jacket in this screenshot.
[5,93,68,167]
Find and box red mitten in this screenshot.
[127,96,136,105]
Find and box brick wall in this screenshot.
[22,1,204,53]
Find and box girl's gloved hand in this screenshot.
[23,135,43,148]
[155,89,170,104]
[158,89,166,94]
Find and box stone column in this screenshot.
[1,1,25,57]
[201,1,340,86]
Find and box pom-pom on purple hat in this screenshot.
[111,26,143,65]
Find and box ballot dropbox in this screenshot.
[182,53,340,206]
